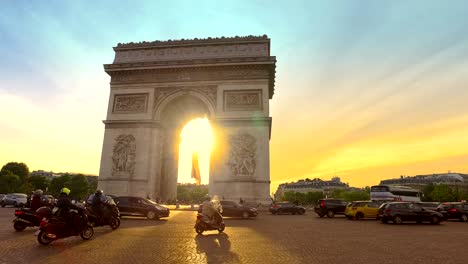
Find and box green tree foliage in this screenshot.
[281,191,324,205]
[331,189,370,201]
[87,176,98,195]
[49,174,72,197]
[0,162,30,185]
[29,175,49,191]
[421,183,435,201]
[430,184,457,202]
[177,184,208,204]
[68,175,89,200]
[0,171,20,193]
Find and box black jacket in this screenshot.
[57,193,79,217]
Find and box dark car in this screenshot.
[436,202,468,222]
[198,200,258,218]
[113,196,170,220]
[378,202,443,224]
[314,198,348,218]
[416,202,440,211]
[269,202,306,215]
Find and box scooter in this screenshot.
[87,200,121,230]
[194,213,225,234]
[13,206,53,231]
[36,207,94,245]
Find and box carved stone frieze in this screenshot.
[114,43,269,63]
[153,86,217,113]
[112,135,136,177]
[113,93,148,113]
[110,66,270,85]
[226,132,257,177]
[224,90,262,111]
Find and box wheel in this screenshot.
[276,209,282,215]
[460,214,468,222]
[318,213,324,218]
[355,212,364,220]
[195,223,204,235]
[326,210,335,218]
[217,223,225,233]
[37,230,53,245]
[271,211,277,215]
[13,221,27,231]
[110,217,121,230]
[430,216,440,225]
[242,211,250,219]
[1,203,4,208]
[80,226,94,240]
[299,209,305,215]
[381,218,388,224]
[146,211,157,220]
[393,215,403,224]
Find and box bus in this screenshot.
[370,185,421,202]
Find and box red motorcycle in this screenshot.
[36,207,94,245]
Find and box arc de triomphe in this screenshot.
[97,35,276,203]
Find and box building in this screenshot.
[275,177,349,200]
[380,173,468,192]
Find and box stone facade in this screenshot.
[98,35,276,204]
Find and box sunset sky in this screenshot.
[1,1,468,193]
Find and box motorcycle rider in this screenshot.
[31,189,43,211]
[201,196,222,227]
[56,187,81,235]
[90,190,106,224]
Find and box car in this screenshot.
[436,202,468,222]
[416,202,440,211]
[344,201,381,220]
[314,198,348,218]
[269,202,306,215]
[198,200,258,218]
[0,193,28,207]
[113,196,170,220]
[378,202,444,224]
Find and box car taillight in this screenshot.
[320,201,325,207]
[14,210,24,216]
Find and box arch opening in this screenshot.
[177,118,214,185]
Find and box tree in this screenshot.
[87,176,98,195]
[430,184,456,202]
[49,175,72,197]
[29,175,49,191]
[1,162,30,185]
[68,175,89,200]
[0,171,20,193]
[422,183,435,201]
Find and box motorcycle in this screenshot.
[194,212,225,234]
[36,207,94,245]
[87,199,121,230]
[13,206,53,231]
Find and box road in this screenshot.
[0,207,467,264]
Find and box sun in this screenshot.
[177,118,214,185]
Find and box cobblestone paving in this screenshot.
[0,207,467,264]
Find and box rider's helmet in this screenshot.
[60,187,71,196]
[95,189,104,196]
[34,189,43,195]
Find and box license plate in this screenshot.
[34,230,40,236]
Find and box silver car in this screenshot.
[1,193,28,207]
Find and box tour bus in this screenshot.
[370,185,421,202]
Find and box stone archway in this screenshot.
[98,35,277,204]
[157,93,213,201]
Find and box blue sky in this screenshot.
[1,1,468,188]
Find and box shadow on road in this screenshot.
[118,217,168,229]
[195,233,240,263]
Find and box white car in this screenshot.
[1,193,28,207]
